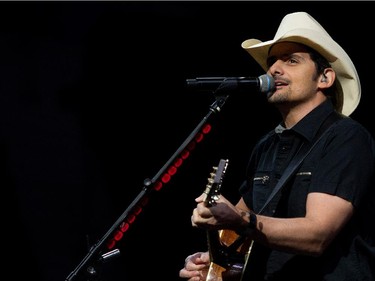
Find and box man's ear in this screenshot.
[319,68,335,88]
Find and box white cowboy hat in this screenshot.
[241,11,360,116]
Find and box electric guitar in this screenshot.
[203,159,253,281]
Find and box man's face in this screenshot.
[265,42,320,107]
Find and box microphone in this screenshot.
[186,74,275,94]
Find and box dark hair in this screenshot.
[307,46,342,112]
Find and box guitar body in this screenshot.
[203,159,253,281]
[206,229,253,281]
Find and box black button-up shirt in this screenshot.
[239,99,375,280]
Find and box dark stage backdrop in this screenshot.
[0,2,372,281]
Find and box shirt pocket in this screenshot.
[252,171,272,213]
[293,168,313,188]
[287,167,313,215]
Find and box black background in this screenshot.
[1,2,373,281]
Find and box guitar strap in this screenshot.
[258,110,345,215]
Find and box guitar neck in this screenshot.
[203,159,252,281]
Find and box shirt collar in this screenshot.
[274,99,335,142]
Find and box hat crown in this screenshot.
[274,12,331,40]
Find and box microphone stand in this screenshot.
[65,93,230,281]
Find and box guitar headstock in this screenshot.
[203,159,229,207]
